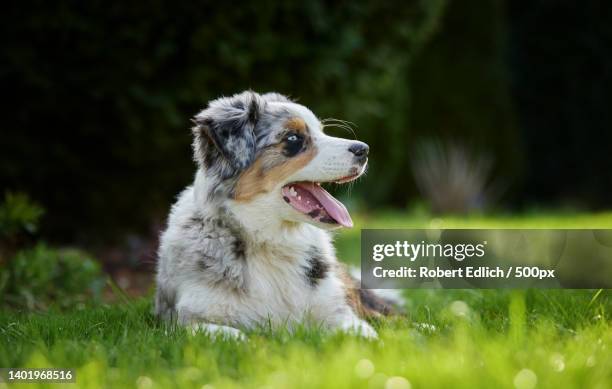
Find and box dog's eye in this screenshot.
[283,133,305,157]
[284,133,303,144]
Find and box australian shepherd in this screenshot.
[155,91,396,339]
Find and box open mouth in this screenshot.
[281,180,355,228]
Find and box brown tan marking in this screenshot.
[285,117,307,134]
[234,117,315,201]
[337,265,369,317]
[234,148,316,201]
[336,263,398,319]
[234,146,316,201]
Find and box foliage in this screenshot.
[0,244,104,310]
[0,192,44,261]
[3,1,612,242]
[391,0,521,207]
[0,193,104,310]
[0,192,44,238]
[0,0,522,241]
[411,141,496,213]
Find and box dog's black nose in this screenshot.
[348,142,369,157]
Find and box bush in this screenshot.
[0,192,44,261]
[0,244,104,310]
[0,192,104,310]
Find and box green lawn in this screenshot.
[1,212,611,389]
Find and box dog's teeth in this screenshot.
[297,196,302,200]
[289,187,297,197]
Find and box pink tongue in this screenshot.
[299,183,353,228]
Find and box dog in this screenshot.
[155,91,396,339]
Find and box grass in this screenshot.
[1,212,611,389]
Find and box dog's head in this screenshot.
[193,91,368,229]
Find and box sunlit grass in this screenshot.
[334,210,612,265]
[0,212,611,388]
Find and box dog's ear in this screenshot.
[194,91,263,171]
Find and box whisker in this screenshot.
[322,123,357,139]
[322,123,355,133]
[322,117,359,129]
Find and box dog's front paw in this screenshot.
[339,319,378,340]
[189,323,247,341]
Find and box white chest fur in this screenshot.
[175,243,343,329]
[156,187,376,338]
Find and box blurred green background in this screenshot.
[2,1,611,245]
